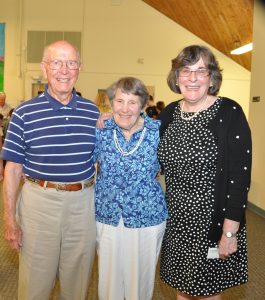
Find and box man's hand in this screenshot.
[3,161,23,251]
[96,112,113,128]
[0,159,3,181]
[3,216,23,250]
[0,136,4,181]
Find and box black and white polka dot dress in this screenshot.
[158,99,248,296]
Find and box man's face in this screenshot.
[41,42,80,102]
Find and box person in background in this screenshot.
[0,113,3,138]
[0,91,12,119]
[95,89,112,113]
[146,105,159,119]
[156,100,165,115]
[2,40,99,300]
[2,109,14,169]
[157,45,252,299]
[146,94,155,108]
[94,77,168,300]
[2,108,14,140]
[145,95,159,119]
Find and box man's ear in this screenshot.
[40,62,48,80]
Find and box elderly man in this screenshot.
[2,40,99,300]
[0,91,12,118]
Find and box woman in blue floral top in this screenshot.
[93,77,168,300]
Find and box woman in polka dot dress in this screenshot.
[157,45,252,299]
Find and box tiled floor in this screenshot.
[1,181,265,299]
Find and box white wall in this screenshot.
[248,1,265,210]
[1,0,24,104]
[0,0,250,117]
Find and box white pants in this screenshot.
[96,219,166,300]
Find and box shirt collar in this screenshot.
[44,84,78,111]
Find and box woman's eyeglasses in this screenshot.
[179,68,209,78]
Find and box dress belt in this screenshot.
[26,176,94,192]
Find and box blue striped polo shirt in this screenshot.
[2,87,99,182]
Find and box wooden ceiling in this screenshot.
[143,0,254,71]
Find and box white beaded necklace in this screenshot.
[180,96,208,121]
[113,127,146,156]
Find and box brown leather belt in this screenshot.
[26,176,94,192]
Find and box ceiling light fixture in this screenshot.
[230,43,253,55]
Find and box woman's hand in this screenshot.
[218,234,237,260]
[218,218,239,259]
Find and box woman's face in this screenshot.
[177,57,211,104]
[111,88,142,132]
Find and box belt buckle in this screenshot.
[55,183,67,191]
[85,180,94,189]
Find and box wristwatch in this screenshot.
[223,231,237,238]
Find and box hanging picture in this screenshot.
[0,23,5,91]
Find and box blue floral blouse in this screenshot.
[94,114,168,228]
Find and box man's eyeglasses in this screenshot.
[44,60,80,70]
[179,68,209,78]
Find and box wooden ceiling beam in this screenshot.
[143,0,254,70]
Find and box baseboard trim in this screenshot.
[248,202,265,218]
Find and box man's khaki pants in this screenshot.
[17,180,96,300]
